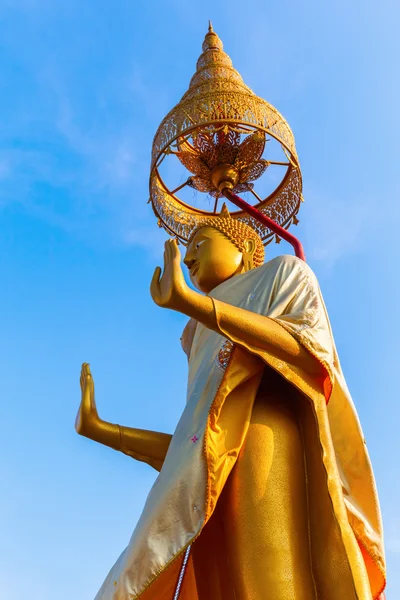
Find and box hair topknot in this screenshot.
[188,204,265,268]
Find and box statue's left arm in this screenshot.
[75,364,172,472]
[151,239,323,378]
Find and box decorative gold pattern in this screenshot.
[215,339,234,371]
[177,128,269,197]
[188,203,265,268]
[149,25,302,245]
[150,166,301,245]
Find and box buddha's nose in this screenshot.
[184,256,196,269]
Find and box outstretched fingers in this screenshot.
[150,266,162,301]
[165,239,174,263]
[170,237,181,261]
[80,363,93,392]
[161,239,181,271]
[80,363,88,388]
[84,363,91,377]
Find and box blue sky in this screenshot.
[0,1,399,598]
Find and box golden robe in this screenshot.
[95,255,385,600]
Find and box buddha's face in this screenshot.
[184,226,246,293]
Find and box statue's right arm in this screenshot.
[75,363,172,472]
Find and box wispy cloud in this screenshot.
[55,96,140,191]
[300,189,372,268]
[0,46,158,248]
[122,226,168,260]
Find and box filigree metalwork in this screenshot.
[149,24,302,245]
[150,166,301,245]
[215,340,234,371]
[177,128,269,198]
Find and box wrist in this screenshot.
[178,286,216,325]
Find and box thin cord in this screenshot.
[173,546,191,600]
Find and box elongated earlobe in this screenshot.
[243,256,253,271]
[243,238,256,271]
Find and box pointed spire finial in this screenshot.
[150,29,302,250]
[220,203,231,219]
[202,22,223,52]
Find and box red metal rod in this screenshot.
[222,188,306,262]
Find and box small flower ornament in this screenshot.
[176,127,270,197]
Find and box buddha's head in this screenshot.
[184,204,264,293]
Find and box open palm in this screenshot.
[150,238,188,309]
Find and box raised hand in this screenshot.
[75,363,99,435]
[150,238,190,310]
[75,362,172,471]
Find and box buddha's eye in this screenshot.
[195,240,206,250]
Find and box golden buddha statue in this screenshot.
[76,25,386,600]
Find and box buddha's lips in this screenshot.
[190,263,200,276]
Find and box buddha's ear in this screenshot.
[244,238,256,256]
[243,238,256,270]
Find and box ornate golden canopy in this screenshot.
[149,23,302,245]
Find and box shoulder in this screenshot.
[259,254,314,278]
[254,255,320,292]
